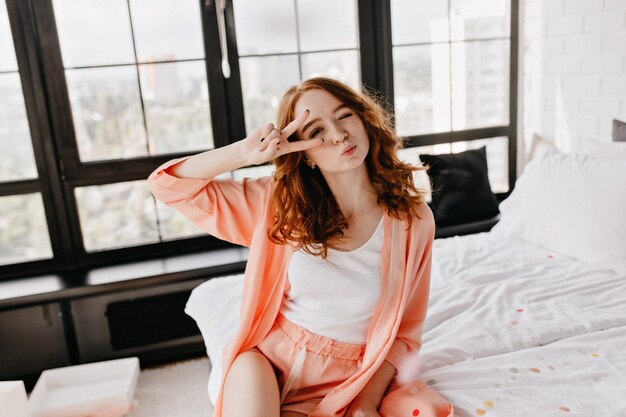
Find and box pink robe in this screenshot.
[148,156,453,417]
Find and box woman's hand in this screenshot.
[345,397,382,417]
[239,110,324,166]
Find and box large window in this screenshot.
[391,0,513,196]
[0,0,517,281]
[51,0,213,251]
[0,1,53,267]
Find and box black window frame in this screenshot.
[0,0,518,281]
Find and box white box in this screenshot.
[28,357,139,417]
[0,381,30,417]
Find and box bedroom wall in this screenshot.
[518,0,626,171]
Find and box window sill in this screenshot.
[0,246,249,311]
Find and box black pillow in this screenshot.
[613,119,626,142]
[419,146,499,226]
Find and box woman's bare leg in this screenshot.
[222,348,281,417]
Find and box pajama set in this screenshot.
[148,156,454,417]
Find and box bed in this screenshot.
[185,138,626,417]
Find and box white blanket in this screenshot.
[186,232,626,416]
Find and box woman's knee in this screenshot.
[223,349,281,417]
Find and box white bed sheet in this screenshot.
[186,231,626,416]
[423,232,626,416]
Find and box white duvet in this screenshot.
[186,231,626,416]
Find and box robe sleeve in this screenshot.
[384,208,435,372]
[146,156,272,248]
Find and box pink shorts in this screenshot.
[254,312,454,417]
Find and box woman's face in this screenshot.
[293,89,370,173]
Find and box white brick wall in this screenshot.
[519,0,626,174]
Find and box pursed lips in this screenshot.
[342,145,356,155]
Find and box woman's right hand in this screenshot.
[239,110,324,166]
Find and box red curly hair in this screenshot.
[268,77,428,259]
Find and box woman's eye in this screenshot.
[339,113,352,119]
[310,127,323,138]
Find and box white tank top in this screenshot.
[280,216,384,344]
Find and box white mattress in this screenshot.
[186,231,626,416]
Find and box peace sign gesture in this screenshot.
[241,110,324,166]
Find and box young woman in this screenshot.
[147,77,453,417]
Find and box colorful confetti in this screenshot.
[547,255,554,259]
[548,365,556,370]
[510,320,518,325]
[510,367,519,373]
[559,406,570,412]
[592,353,600,358]
[592,375,602,382]
[410,386,421,394]
[516,308,524,312]
[426,379,437,386]
[412,409,420,416]
[530,368,541,373]
[483,400,493,408]
[475,408,486,416]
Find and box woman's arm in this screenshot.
[384,206,435,372]
[147,112,322,247]
[147,155,272,247]
[169,110,317,180]
[347,359,396,415]
[167,141,249,180]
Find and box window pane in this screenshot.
[130,0,204,63]
[297,0,358,52]
[0,73,38,181]
[52,0,135,67]
[239,55,300,134]
[66,66,148,162]
[301,50,360,92]
[233,0,298,55]
[155,203,204,241]
[0,193,53,265]
[75,181,159,251]
[138,61,213,155]
[451,136,509,193]
[393,44,451,136]
[451,40,509,130]
[391,0,449,44]
[450,0,510,41]
[0,0,17,71]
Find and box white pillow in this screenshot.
[491,142,626,274]
[185,274,244,407]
